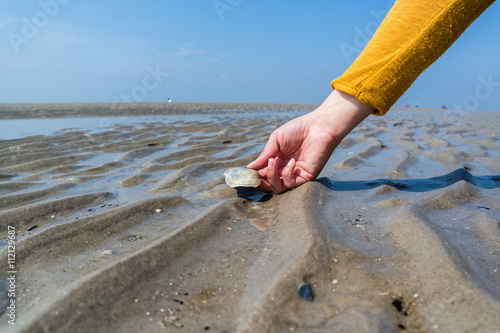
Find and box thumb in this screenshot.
[247,135,279,170]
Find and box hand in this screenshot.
[247,90,374,193]
[247,113,338,193]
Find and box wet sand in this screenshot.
[0,103,499,332]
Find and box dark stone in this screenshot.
[298,284,314,302]
[392,298,408,316]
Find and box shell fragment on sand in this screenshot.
[224,167,261,188]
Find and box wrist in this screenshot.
[308,90,374,143]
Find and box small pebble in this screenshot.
[155,209,162,213]
[332,279,338,285]
[298,284,314,302]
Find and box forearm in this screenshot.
[332,0,495,115]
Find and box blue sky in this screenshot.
[1,0,499,110]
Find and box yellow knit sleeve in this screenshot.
[332,0,495,115]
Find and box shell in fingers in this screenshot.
[224,167,261,188]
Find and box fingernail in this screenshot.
[287,158,295,166]
[268,158,274,170]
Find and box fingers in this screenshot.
[245,130,302,194]
[282,158,297,189]
[256,179,272,193]
[254,158,305,194]
[246,157,266,171]
[266,157,298,194]
[265,158,280,193]
[247,133,279,170]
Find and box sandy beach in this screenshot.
[0,103,499,332]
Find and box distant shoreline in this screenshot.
[0,102,492,119]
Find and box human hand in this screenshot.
[247,90,374,193]
[246,113,338,193]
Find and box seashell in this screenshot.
[298,284,314,301]
[224,167,261,188]
[88,249,114,262]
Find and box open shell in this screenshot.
[224,167,261,188]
